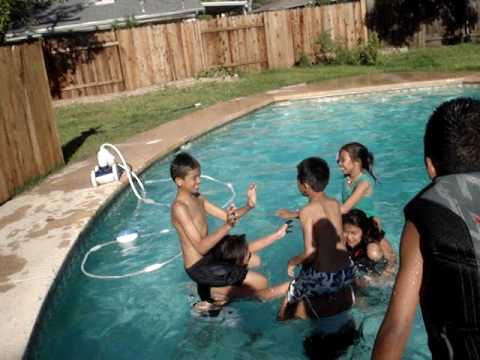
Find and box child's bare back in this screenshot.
[301,195,349,273]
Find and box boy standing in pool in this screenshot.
[279,157,354,320]
[170,152,281,305]
[373,98,480,359]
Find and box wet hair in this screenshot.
[212,234,249,266]
[424,97,480,176]
[170,152,200,181]
[342,209,384,244]
[297,157,330,192]
[339,142,376,181]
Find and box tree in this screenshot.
[366,0,478,46]
[0,0,57,43]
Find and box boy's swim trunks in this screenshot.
[287,261,355,303]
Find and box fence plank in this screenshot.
[265,11,295,69]
[0,41,63,203]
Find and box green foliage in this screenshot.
[367,0,478,45]
[358,32,381,65]
[314,31,335,53]
[197,66,237,78]
[197,14,213,21]
[0,0,58,42]
[314,31,382,66]
[296,53,312,67]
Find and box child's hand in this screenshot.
[287,260,297,278]
[226,204,237,227]
[246,183,256,209]
[272,223,289,241]
[276,208,298,220]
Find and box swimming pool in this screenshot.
[27,84,480,359]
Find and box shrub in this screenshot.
[296,52,313,67]
[314,31,336,64]
[197,66,237,78]
[314,31,381,66]
[358,32,381,65]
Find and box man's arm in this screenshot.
[372,221,423,359]
[172,202,234,255]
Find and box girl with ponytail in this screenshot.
[337,142,377,218]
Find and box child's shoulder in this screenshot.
[360,171,375,184]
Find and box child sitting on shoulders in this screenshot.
[204,230,291,304]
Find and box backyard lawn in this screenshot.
[57,43,480,164]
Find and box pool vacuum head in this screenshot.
[91,147,120,187]
[116,230,138,244]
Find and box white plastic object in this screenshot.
[97,147,116,167]
[116,229,139,244]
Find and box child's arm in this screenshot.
[276,208,299,220]
[372,221,423,359]
[223,281,290,302]
[248,223,289,253]
[287,210,315,277]
[172,202,235,255]
[340,180,371,214]
[203,183,256,221]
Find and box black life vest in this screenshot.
[404,172,480,359]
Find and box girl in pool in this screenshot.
[337,142,377,218]
[343,209,396,286]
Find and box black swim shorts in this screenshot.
[185,254,248,301]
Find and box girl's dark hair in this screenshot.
[342,209,384,244]
[212,234,249,266]
[340,142,376,181]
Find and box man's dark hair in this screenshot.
[297,157,330,192]
[212,234,249,266]
[425,97,480,176]
[170,152,200,181]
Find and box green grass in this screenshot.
[57,43,480,164]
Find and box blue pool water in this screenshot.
[28,85,480,359]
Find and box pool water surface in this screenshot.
[28,85,480,359]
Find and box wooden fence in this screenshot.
[0,42,64,204]
[44,0,368,99]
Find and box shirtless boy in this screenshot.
[279,157,355,320]
[170,152,283,305]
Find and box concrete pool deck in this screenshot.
[1,72,479,359]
